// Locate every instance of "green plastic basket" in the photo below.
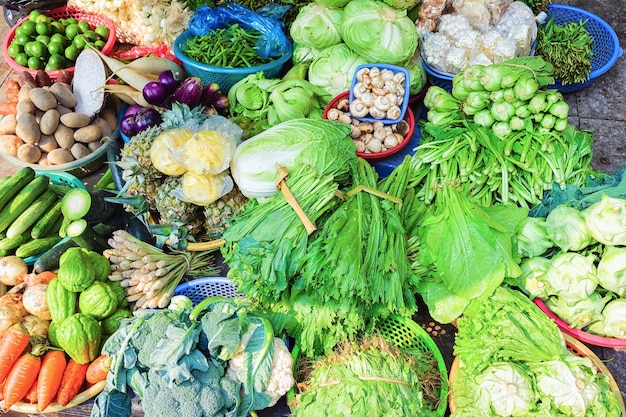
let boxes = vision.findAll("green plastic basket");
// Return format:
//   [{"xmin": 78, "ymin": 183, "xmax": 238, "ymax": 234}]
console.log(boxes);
[{"xmin": 288, "ymin": 315, "xmax": 449, "ymax": 416}]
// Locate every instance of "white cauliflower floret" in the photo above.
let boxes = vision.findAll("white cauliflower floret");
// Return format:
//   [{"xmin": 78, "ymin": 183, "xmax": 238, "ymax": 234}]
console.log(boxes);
[{"xmin": 226, "ymin": 334, "xmax": 296, "ymax": 407}]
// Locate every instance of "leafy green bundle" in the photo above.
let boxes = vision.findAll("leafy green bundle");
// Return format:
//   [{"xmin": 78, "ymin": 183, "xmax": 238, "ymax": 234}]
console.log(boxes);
[
  {"xmin": 451, "ymin": 286, "xmax": 622, "ymax": 417},
  {"xmin": 291, "ymin": 337, "xmax": 439, "ymax": 417}
]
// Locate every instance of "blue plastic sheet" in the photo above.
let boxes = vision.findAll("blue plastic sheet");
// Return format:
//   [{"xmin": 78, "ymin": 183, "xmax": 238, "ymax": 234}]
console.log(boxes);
[{"xmin": 188, "ymin": 2, "xmax": 291, "ymax": 60}]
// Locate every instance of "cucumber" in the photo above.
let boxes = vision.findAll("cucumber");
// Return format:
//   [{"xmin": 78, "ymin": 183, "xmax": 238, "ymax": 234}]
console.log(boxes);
[
  {"xmin": 59, "ymin": 216, "xmax": 72, "ymax": 238},
  {"xmin": 32, "ymin": 238, "xmax": 79, "ymax": 274},
  {"xmin": 0, "ymin": 230, "xmax": 33, "ymax": 252},
  {"xmin": 0, "ymin": 167, "xmax": 36, "ymax": 212},
  {"xmin": 67, "ymin": 218, "xmax": 109, "ymax": 253},
  {"xmin": 60, "ymin": 187, "xmax": 92, "ymax": 221},
  {"xmin": 0, "ymin": 175, "xmax": 50, "ymax": 233},
  {"xmin": 83, "ymin": 189, "xmax": 121, "ymax": 224},
  {"xmin": 106, "ymin": 138, "xmax": 126, "ymax": 191},
  {"xmin": 15, "ymin": 234, "xmax": 63, "ymax": 259},
  {"xmin": 6, "ymin": 189, "xmax": 59, "ymax": 239},
  {"xmin": 31, "ymin": 199, "xmax": 63, "ymax": 239}
]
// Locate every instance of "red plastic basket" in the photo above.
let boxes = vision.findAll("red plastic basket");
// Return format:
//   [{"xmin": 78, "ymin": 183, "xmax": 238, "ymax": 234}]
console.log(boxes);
[
  {"xmin": 534, "ymin": 298, "xmax": 626, "ymax": 349},
  {"xmin": 2, "ymin": 6, "xmax": 117, "ymax": 79}
]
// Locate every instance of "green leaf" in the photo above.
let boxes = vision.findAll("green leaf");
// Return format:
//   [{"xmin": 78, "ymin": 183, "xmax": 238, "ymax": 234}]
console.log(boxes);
[{"xmin": 200, "ymin": 309, "xmax": 243, "ymax": 360}]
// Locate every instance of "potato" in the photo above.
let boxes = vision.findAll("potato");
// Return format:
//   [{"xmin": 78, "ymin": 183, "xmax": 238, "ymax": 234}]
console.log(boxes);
[
  {"xmin": 70, "ymin": 142, "xmax": 91, "ymax": 160},
  {"xmin": 49, "ymin": 82, "xmax": 77, "ymax": 108},
  {"xmin": 93, "ymin": 117, "xmax": 112, "ymax": 138},
  {"xmin": 56, "ymin": 69, "xmax": 73, "ymax": 85},
  {"xmin": 15, "ymin": 113, "xmax": 40, "ymax": 144},
  {"xmin": 34, "ymin": 109, "xmax": 44, "ymax": 124},
  {"xmin": 56, "ymin": 105, "xmax": 73, "ymax": 117},
  {"xmin": 74, "ymin": 124, "xmax": 102, "ymax": 143},
  {"xmin": 88, "ymin": 140, "xmax": 104, "ymax": 152},
  {"xmin": 47, "ymin": 148, "xmax": 74, "ymax": 165},
  {"xmin": 0, "ymin": 114, "xmax": 17, "ymax": 135},
  {"xmin": 38, "ymin": 134, "xmax": 58, "ymax": 153},
  {"xmin": 53, "ymin": 123, "xmax": 75, "ymax": 150},
  {"xmin": 39, "ymin": 109, "xmax": 60, "ymax": 136},
  {"xmin": 16, "ymin": 143, "xmax": 41, "ymax": 163},
  {"xmin": 37, "ymin": 153, "xmax": 50, "ymax": 166},
  {"xmin": 29, "ymin": 88, "xmax": 57, "ymax": 111},
  {"xmin": 99, "ymin": 108, "xmax": 118, "ymax": 131},
  {"xmin": 15, "ymin": 99, "xmax": 35, "ymax": 115},
  {"xmin": 17, "ymin": 84, "xmax": 33, "ymax": 102},
  {"xmin": 0, "ymin": 135, "xmax": 24, "ymax": 156},
  {"xmin": 60, "ymin": 112, "xmax": 90, "ymax": 128}
]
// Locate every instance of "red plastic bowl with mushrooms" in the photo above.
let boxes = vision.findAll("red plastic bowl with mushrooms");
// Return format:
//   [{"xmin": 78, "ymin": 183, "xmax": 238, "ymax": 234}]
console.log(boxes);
[{"xmin": 323, "ymin": 91, "xmax": 415, "ymax": 160}]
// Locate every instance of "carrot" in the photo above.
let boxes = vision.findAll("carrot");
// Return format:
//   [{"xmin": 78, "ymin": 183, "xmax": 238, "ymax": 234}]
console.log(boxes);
[
  {"xmin": 0, "ymin": 352, "xmax": 41, "ymax": 411},
  {"xmin": 25, "ymin": 378, "xmax": 38, "ymax": 404},
  {"xmin": 85, "ymin": 354, "xmax": 111, "ymax": 385},
  {"xmin": 36, "ymin": 350, "xmax": 67, "ymax": 412},
  {"xmin": 55, "ymin": 359, "xmax": 89, "ymax": 406},
  {"xmin": 0, "ymin": 323, "xmax": 31, "ymax": 384}
]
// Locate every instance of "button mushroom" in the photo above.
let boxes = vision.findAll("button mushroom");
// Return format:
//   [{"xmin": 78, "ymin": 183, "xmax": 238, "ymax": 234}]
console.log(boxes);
[{"xmin": 349, "ymin": 99, "xmax": 369, "ymax": 118}]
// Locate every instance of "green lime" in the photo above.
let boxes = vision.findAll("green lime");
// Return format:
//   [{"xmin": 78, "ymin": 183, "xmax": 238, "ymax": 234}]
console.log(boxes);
[
  {"xmin": 46, "ymin": 53, "xmax": 66, "ymax": 70},
  {"xmin": 50, "ymin": 21, "xmax": 65, "ymax": 35},
  {"xmin": 82, "ymin": 30, "xmax": 98, "ymax": 42},
  {"xmin": 65, "ymin": 24, "xmax": 79, "ymax": 40},
  {"xmin": 35, "ymin": 14, "xmax": 49, "ymax": 24},
  {"xmin": 7, "ymin": 42, "xmax": 23, "ymax": 58},
  {"xmin": 64, "ymin": 45, "xmax": 80, "ymax": 61},
  {"xmin": 14, "ymin": 53, "xmax": 29, "ymax": 67},
  {"xmin": 94, "ymin": 39, "xmax": 105, "ymax": 49},
  {"xmin": 27, "ymin": 56, "xmax": 43, "ymax": 70},
  {"xmin": 94, "ymin": 25, "xmax": 110, "ymax": 40},
  {"xmin": 35, "ymin": 21, "xmax": 52, "ymax": 36},
  {"xmin": 72, "ymin": 36, "xmax": 86, "ymax": 50},
  {"xmin": 47, "ymin": 41, "xmax": 64, "ymax": 56},
  {"xmin": 35, "ymin": 34, "xmax": 50, "ymax": 45},
  {"xmin": 20, "ymin": 20, "xmax": 37, "ymax": 37},
  {"xmin": 13, "ymin": 33, "xmax": 30, "ymax": 46},
  {"xmin": 50, "ymin": 33, "xmax": 67, "ymax": 46},
  {"xmin": 26, "ymin": 40, "xmax": 47, "ymax": 58},
  {"xmin": 77, "ymin": 21, "xmax": 90, "ymax": 34},
  {"xmin": 14, "ymin": 25, "xmax": 27, "ymax": 39},
  {"xmin": 29, "ymin": 10, "xmax": 43, "ymax": 22},
  {"xmin": 65, "ymin": 17, "xmax": 78, "ymax": 26}
]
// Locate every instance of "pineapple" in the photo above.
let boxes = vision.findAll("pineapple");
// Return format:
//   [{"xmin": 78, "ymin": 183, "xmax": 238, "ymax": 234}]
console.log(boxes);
[
  {"xmin": 155, "ymin": 175, "xmax": 202, "ymax": 231},
  {"xmin": 203, "ymin": 186, "xmax": 248, "ymax": 238}
]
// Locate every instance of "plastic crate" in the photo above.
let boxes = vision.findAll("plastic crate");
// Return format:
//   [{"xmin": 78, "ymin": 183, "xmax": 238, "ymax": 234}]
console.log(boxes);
[
  {"xmin": 174, "ymin": 276, "xmax": 245, "ymax": 306},
  {"xmin": 2, "ymin": 6, "xmax": 117, "ymax": 79},
  {"xmin": 542, "ymin": 4, "xmax": 623, "ymax": 93},
  {"xmin": 172, "ymin": 29, "xmax": 293, "ymax": 94}
]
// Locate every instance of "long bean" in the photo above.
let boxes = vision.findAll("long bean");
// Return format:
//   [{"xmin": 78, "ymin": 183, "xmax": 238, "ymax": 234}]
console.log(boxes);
[{"xmin": 183, "ymin": 24, "xmax": 269, "ymax": 68}]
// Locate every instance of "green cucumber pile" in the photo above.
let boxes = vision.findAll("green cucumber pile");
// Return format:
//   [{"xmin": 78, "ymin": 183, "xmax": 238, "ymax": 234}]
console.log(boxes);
[{"xmin": 0, "ymin": 167, "xmax": 68, "ymax": 259}]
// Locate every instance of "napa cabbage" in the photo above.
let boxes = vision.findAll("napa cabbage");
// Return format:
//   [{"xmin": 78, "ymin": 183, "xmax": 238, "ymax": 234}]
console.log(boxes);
[{"xmin": 230, "ymin": 118, "xmax": 357, "ymax": 198}]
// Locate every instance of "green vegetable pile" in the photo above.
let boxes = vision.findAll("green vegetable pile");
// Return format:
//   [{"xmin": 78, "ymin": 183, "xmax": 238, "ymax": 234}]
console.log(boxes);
[
  {"xmin": 413, "ymin": 57, "xmax": 596, "ymax": 208},
  {"xmin": 183, "ymin": 23, "xmax": 269, "ymax": 68},
  {"xmin": 90, "ymin": 297, "xmax": 290, "ymax": 417},
  {"xmin": 291, "ymin": 337, "xmax": 440, "ymax": 417},
  {"xmin": 451, "ymin": 286, "xmax": 622, "ymax": 416},
  {"xmin": 536, "ymin": 16, "xmax": 594, "ymax": 85}
]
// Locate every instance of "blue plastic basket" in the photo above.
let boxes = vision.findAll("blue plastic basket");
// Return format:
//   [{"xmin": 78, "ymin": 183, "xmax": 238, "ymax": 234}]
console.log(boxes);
[
  {"xmin": 349, "ymin": 64, "xmax": 411, "ymax": 124},
  {"xmin": 542, "ymin": 4, "xmax": 623, "ymax": 93},
  {"xmin": 172, "ymin": 30, "xmax": 293, "ymax": 94},
  {"xmin": 174, "ymin": 277, "xmax": 245, "ymax": 306}
]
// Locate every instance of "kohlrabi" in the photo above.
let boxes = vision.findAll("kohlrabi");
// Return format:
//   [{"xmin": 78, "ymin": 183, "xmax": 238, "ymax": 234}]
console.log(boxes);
[
  {"xmin": 544, "ymin": 205, "xmax": 594, "ymax": 252},
  {"xmin": 543, "ymin": 252, "xmax": 598, "ymax": 303},
  {"xmin": 516, "ymin": 217, "xmax": 553, "ymax": 258},
  {"xmin": 545, "ymin": 292, "xmax": 611, "ymax": 329},
  {"xmin": 582, "ymin": 194, "xmax": 626, "ymax": 246},
  {"xmin": 596, "ymin": 246, "xmax": 626, "ymax": 296},
  {"xmin": 518, "ymin": 256, "xmax": 554, "ymax": 299},
  {"xmin": 598, "ymin": 298, "xmax": 626, "ymax": 339}
]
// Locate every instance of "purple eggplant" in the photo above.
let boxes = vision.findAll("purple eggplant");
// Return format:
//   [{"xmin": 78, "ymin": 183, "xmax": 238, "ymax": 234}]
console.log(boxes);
[
  {"xmin": 157, "ymin": 70, "xmax": 181, "ymax": 95},
  {"xmin": 123, "ymin": 104, "xmax": 145, "ymax": 118},
  {"xmin": 200, "ymin": 82, "xmax": 221, "ymax": 107},
  {"xmin": 212, "ymin": 94, "xmax": 230, "ymax": 116},
  {"xmin": 134, "ymin": 108, "xmax": 162, "ymax": 132},
  {"xmin": 171, "ymin": 77, "xmax": 203, "ymax": 108},
  {"xmin": 120, "ymin": 114, "xmax": 139, "ymax": 137},
  {"xmin": 143, "ymin": 81, "xmax": 169, "ymax": 106}
]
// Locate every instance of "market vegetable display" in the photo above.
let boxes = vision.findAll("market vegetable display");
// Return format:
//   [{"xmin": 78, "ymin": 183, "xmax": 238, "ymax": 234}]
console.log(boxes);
[
  {"xmin": 414, "ymin": 57, "xmax": 596, "ymax": 208},
  {"xmin": 450, "ymin": 286, "xmax": 622, "ymax": 416},
  {"xmin": 90, "ymin": 296, "xmax": 295, "ymax": 417}
]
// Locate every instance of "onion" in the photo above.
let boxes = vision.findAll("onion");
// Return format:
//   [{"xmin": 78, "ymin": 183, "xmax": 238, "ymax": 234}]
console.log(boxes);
[{"xmin": 0, "ymin": 256, "xmax": 27, "ymax": 286}]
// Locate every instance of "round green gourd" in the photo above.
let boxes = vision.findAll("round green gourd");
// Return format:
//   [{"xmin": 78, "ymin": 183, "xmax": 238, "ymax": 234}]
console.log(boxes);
[
  {"xmin": 57, "ymin": 247, "xmax": 96, "ymax": 292},
  {"xmin": 107, "ymin": 280, "xmax": 129, "ymax": 308},
  {"xmin": 79, "ymin": 281, "xmax": 118, "ymax": 320},
  {"xmin": 56, "ymin": 313, "xmax": 101, "ymax": 364},
  {"xmin": 100, "ymin": 307, "xmax": 132, "ymax": 335},
  {"xmin": 80, "ymin": 248, "xmax": 111, "ymax": 281},
  {"xmin": 46, "ymin": 278, "xmax": 77, "ymax": 323}
]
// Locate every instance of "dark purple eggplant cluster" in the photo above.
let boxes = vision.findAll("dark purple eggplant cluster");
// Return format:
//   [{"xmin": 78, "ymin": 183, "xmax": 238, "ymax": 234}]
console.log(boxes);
[
  {"xmin": 119, "ymin": 105, "xmax": 162, "ymax": 138},
  {"xmin": 142, "ymin": 70, "xmax": 229, "ymax": 115}
]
